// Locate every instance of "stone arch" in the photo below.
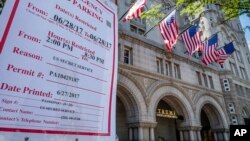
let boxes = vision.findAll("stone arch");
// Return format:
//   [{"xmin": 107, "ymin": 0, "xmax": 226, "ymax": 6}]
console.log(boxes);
[
  {"xmin": 148, "ymin": 82, "xmax": 195, "ymax": 126},
  {"xmin": 147, "ymin": 81, "xmax": 190, "ymax": 102},
  {"xmin": 192, "ymin": 91, "xmax": 222, "ymax": 107},
  {"xmin": 119, "ymin": 69, "xmax": 147, "ymax": 99},
  {"xmin": 117, "ymin": 87, "xmax": 139, "ymax": 121},
  {"xmin": 195, "ymin": 95, "xmax": 228, "ymax": 129},
  {"xmin": 118, "ymin": 73, "xmax": 147, "ymax": 121}
]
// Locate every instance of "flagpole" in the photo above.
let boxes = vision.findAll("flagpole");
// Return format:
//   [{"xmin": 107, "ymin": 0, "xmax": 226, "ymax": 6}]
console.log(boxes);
[
  {"xmin": 143, "ymin": 7, "xmax": 176, "ymax": 36},
  {"xmin": 178, "ymin": 24, "xmax": 194, "ymax": 35},
  {"xmin": 144, "ymin": 5, "xmax": 208, "ymax": 37},
  {"xmin": 119, "ymin": 8, "xmax": 130, "ymax": 21},
  {"xmin": 216, "ymin": 40, "xmax": 235, "ymax": 50}
]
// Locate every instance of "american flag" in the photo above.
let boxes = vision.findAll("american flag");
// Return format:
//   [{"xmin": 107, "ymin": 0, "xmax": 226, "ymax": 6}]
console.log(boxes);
[
  {"xmin": 181, "ymin": 23, "xmax": 201, "ymax": 55},
  {"xmin": 124, "ymin": 0, "xmax": 146, "ymax": 21},
  {"xmin": 216, "ymin": 42, "xmax": 235, "ymax": 64},
  {"xmin": 202, "ymin": 34, "xmax": 218, "ymax": 65},
  {"xmin": 159, "ymin": 10, "xmax": 178, "ymax": 52}
]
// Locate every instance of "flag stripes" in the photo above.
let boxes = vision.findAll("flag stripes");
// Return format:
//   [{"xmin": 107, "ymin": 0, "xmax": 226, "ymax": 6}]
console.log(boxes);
[
  {"xmin": 124, "ymin": 0, "xmax": 146, "ymax": 21},
  {"xmin": 159, "ymin": 10, "xmax": 178, "ymax": 52},
  {"xmin": 181, "ymin": 24, "xmax": 201, "ymax": 55},
  {"xmin": 216, "ymin": 42, "xmax": 235, "ymax": 64},
  {"xmin": 202, "ymin": 34, "xmax": 218, "ymax": 65}
]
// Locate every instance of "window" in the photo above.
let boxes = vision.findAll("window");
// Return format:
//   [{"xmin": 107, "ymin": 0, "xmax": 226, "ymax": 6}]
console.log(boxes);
[
  {"xmin": 184, "ymin": 16, "xmax": 189, "ymax": 24},
  {"xmin": 231, "ymin": 116, "xmax": 238, "ymax": 125},
  {"xmin": 130, "ymin": 10, "xmax": 146, "ymax": 36},
  {"xmin": 208, "ymin": 75, "xmax": 214, "ymax": 89},
  {"xmin": 124, "ymin": 47, "xmax": 132, "ymax": 65},
  {"xmin": 156, "ymin": 58, "xmax": 163, "ymax": 74},
  {"xmin": 130, "ymin": 24, "xmax": 145, "ymax": 35},
  {"xmin": 246, "ymin": 88, "xmax": 250, "ymax": 99},
  {"xmin": 118, "ymin": 43, "xmax": 121, "ymax": 62},
  {"xmin": 229, "ymin": 62, "xmax": 239, "ymax": 76},
  {"xmin": 236, "ymin": 50, "xmax": 243, "ymax": 63},
  {"xmin": 165, "ymin": 61, "xmax": 172, "ymax": 76},
  {"xmin": 242, "ymin": 109, "xmax": 248, "ymax": 118},
  {"xmin": 235, "ymin": 84, "xmax": 240, "ymax": 95},
  {"xmin": 203, "ymin": 73, "xmax": 208, "ymax": 87},
  {"xmin": 239, "ymin": 85, "xmax": 245, "ymax": 97},
  {"xmin": 138, "ymin": 28, "xmax": 145, "ymax": 35},
  {"xmin": 240, "ymin": 67, "xmax": 248, "ymax": 80},
  {"xmin": 228, "ymin": 103, "xmax": 235, "ymax": 114},
  {"xmin": 196, "ymin": 72, "xmax": 202, "ymax": 85},
  {"xmin": 235, "ymin": 84, "xmax": 244, "ymax": 97},
  {"xmin": 223, "ymin": 79, "xmax": 230, "ymax": 91},
  {"xmin": 174, "ymin": 63, "xmax": 181, "ymax": 79},
  {"xmin": 193, "ymin": 51, "xmax": 202, "ymax": 59},
  {"xmin": 229, "ymin": 62, "xmax": 233, "ymax": 72},
  {"xmin": 130, "ymin": 25, "xmax": 137, "ymax": 33}
]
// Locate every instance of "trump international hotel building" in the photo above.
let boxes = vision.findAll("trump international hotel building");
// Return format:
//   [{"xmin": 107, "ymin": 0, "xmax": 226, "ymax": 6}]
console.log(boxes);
[{"xmin": 114, "ymin": 0, "xmax": 250, "ymax": 141}]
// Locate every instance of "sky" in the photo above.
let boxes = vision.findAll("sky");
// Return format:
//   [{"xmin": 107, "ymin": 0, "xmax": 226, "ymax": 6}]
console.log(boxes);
[{"xmin": 239, "ymin": 14, "xmax": 250, "ymax": 49}]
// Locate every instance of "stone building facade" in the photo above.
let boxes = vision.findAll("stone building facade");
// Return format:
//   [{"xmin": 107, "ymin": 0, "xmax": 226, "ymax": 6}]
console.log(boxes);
[{"xmin": 115, "ymin": 1, "xmax": 250, "ymax": 141}]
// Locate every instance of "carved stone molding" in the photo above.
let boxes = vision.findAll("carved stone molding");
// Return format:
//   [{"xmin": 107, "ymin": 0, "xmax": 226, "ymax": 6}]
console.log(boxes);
[{"xmin": 128, "ymin": 122, "xmax": 158, "ymax": 128}]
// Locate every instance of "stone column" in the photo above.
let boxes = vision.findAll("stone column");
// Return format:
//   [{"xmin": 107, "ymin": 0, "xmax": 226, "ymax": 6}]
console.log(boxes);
[
  {"xmin": 189, "ymin": 130, "xmax": 195, "ymax": 141},
  {"xmin": 138, "ymin": 127, "xmax": 143, "ymax": 141},
  {"xmin": 129, "ymin": 128, "xmax": 133, "ymax": 141},
  {"xmin": 214, "ymin": 132, "xmax": 218, "ymax": 141},
  {"xmin": 197, "ymin": 130, "xmax": 201, "ymax": 141},
  {"xmin": 150, "ymin": 127, "xmax": 155, "ymax": 141},
  {"xmin": 223, "ymin": 131, "xmax": 229, "ymax": 141},
  {"xmin": 179, "ymin": 130, "xmax": 184, "ymax": 141},
  {"xmin": 183, "ymin": 130, "xmax": 189, "ymax": 141}
]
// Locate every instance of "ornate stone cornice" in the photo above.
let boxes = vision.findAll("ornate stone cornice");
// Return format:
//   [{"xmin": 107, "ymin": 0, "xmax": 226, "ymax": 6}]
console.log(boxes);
[
  {"xmin": 178, "ymin": 126, "xmax": 202, "ymax": 131},
  {"xmin": 127, "ymin": 122, "xmax": 157, "ymax": 128},
  {"xmin": 213, "ymin": 128, "xmax": 229, "ymax": 132}
]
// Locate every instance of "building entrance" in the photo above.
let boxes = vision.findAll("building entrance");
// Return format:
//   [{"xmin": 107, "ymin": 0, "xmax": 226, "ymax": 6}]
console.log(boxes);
[
  {"xmin": 116, "ymin": 97, "xmax": 129, "ymax": 141},
  {"xmin": 155, "ymin": 100, "xmax": 181, "ymax": 141},
  {"xmin": 200, "ymin": 109, "xmax": 214, "ymax": 141}
]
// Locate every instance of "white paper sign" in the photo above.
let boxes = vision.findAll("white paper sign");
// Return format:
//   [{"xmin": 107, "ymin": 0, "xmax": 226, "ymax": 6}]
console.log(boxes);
[{"xmin": 0, "ymin": 0, "xmax": 117, "ymax": 140}]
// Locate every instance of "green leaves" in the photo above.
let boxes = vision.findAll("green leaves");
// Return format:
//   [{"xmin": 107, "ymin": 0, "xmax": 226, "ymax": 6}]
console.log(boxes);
[
  {"xmin": 141, "ymin": 4, "xmax": 165, "ymax": 26},
  {"xmin": 141, "ymin": 0, "xmax": 249, "ymax": 26},
  {"xmin": 179, "ymin": 1, "xmax": 204, "ymax": 16}
]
